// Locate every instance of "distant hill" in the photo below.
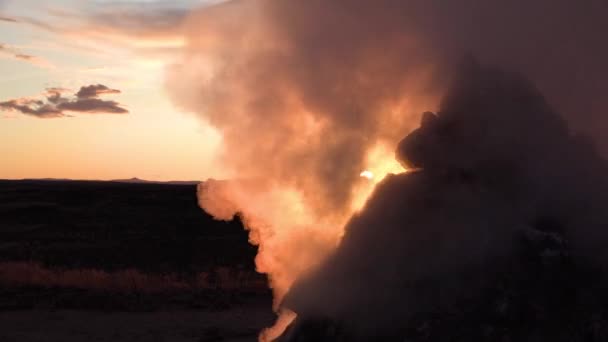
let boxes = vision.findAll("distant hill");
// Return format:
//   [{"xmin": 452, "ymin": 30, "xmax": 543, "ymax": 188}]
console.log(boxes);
[
  {"xmin": 110, "ymin": 177, "xmax": 201, "ymax": 185},
  {"xmin": 0, "ymin": 178, "xmax": 254, "ymax": 272},
  {"xmin": 11, "ymin": 177, "xmax": 201, "ymax": 185}
]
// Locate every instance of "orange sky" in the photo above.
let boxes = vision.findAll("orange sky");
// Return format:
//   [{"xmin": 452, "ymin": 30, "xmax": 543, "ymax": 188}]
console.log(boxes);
[{"xmin": 0, "ymin": 0, "xmax": 225, "ymax": 181}]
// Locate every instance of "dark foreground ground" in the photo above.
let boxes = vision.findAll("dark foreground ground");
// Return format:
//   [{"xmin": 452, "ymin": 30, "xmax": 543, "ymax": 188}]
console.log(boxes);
[{"xmin": 0, "ymin": 180, "xmax": 274, "ymax": 341}]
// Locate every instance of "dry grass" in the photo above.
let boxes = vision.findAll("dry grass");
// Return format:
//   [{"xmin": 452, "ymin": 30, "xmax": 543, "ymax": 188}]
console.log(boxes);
[{"xmin": 0, "ymin": 262, "xmax": 266, "ymax": 293}]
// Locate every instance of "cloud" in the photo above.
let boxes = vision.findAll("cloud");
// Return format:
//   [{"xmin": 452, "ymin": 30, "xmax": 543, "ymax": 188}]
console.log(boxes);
[
  {"xmin": 0, "ymin": 2, "xmax": 231, "ymax": 77},
  {"xmin": 0, "ymin": 42, "xmax": 54, "ymax": 68},
  {"xmin": 0, "ymin": 84, "xmax": 128, "ymax": 118},
  {"xmin": 1, "ymin": 43, "xmax": 17, "ymax": 53},
  {"xmin": 76, "ymin": 84, "xmax": 121, "ymax": 99},
  {"xmin": 58, "ymin": 98, "xmax": 127, "ymax": 114},
  {"xmin": 14, "ymin": 53, "xmax": 33, "ymax": 60},
  {"xmin": 0, "ymin": 99, "xmax": 63, "ymax": 118},
  {"xmin": 15, "ymin": 3, "xmax": 195, "ymax": 51},
  {"xmin": 45, "ymin": 87, "xmax": 70, "ymax": 104},
  {"xmin": 67, "ymin": 9, "xmax": 187, "ymax": 53},
  {"xmin": 0, "ymin": 16, "xmax": 16, "ymax": 22}
]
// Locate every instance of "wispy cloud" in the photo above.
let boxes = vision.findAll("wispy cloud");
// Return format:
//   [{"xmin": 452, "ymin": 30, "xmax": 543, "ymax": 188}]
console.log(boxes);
[
  {"xmin": 17, "ymin": 5, "xmax": 190, "ymax": 50},
  {"xmin": 0, "ymin": 42, "xmax": 54, "ymax": 68},
  {"xmin": 0, "ymin": 16, "xmax": 17, "ymax": 22},
  {"xmin": 0, "ymin": 2, "xmax": 229, "ymax": 78},
  {"xmin": 0, "ymin": 84, "xmax": 128, "ymax": 118}
]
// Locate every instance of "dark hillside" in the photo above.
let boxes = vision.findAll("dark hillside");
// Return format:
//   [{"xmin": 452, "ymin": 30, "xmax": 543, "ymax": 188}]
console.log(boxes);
[{"xmin": 0, "ymin": 180, "xmax": 257, "ymax": 273}]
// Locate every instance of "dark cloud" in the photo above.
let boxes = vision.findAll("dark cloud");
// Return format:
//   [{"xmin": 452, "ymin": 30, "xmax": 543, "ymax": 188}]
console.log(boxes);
[
  {"xmin": 0, "ymin": 84, "xmax": 128, "ymax": 118},
  {"xmin": 58, "ymin": 98, "xmax": 128, "ymax": 114},
  {"xmin": 76, "ymin": 84, "xmax": 121, "ymax": 99},
  {"xmin": 45, "ymin": 87, "xmax": 70, "ymax": 104},
  {"xmin": 0, "ymin": 99, "xmax": 63, "ymax": 118},
  {"xmin": 280, "ymin": 63, "xmax": 608, "ymax": 339},
  {"xmin": 0, "ymin": 16, "xmax": 16, "ymax": 23}
]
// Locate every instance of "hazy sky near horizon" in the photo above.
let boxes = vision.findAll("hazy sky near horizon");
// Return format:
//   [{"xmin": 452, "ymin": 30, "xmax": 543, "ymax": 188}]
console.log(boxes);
[{"xmin": 0, "ymin": 0, "xmax": 225, "ymax": 181}]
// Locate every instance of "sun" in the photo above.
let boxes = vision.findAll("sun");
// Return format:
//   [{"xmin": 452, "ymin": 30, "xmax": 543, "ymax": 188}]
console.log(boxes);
[{"xmin": 360, "ymin": 170, "xmax": 374, "ymax": 180}]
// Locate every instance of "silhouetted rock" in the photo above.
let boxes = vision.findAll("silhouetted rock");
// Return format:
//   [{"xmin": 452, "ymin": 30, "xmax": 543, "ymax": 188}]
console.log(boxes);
[{"xmin": 277, "ymin": 63, "xmax": 608, "ymax": 341}]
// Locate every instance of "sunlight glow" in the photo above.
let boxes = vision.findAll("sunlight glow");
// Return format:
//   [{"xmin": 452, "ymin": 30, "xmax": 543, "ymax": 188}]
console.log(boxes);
[{"xmin": 360, "ymin": 170, "xmax": 374, "ymax": 180}]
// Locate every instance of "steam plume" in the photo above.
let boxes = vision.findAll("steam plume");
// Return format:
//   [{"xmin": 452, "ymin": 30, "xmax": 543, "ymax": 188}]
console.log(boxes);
[
  {"xmin": 280, "ymin": 63, "xmax": 608, "ymax": 339},
  {"xmin": 167, "ymin": 0, "xmax": 608, "ymax": 339},
  {"xmin": 173, "ymin": 0, "xmax": 439, "ymax": 311}
]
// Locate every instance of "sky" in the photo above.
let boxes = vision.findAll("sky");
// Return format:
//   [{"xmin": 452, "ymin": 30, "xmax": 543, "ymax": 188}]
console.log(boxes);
[
  {"xmin": 0, "ymin": 0, "xmax": 225, "ymax": 181},
  {"xmin": 2, "ymin": 0, "xmax": 607, "ymax": 184}
]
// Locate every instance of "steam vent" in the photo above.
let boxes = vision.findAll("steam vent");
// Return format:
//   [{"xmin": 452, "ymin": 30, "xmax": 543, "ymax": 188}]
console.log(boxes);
[{"xmin": 276, "ymin": 63, "xmax": 608, "ymax": 341}]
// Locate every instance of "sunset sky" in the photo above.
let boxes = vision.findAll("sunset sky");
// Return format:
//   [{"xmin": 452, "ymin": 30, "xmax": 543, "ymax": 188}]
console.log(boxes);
[{"xmin": 0, "ymin": 0, "xmax": 225, "ymax": 181}]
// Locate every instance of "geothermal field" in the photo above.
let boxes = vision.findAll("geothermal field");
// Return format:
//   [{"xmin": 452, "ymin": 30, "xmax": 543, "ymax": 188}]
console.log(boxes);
[{"xmin": 2, "ymin": 0, "xmax": 608, "ymax": 341}]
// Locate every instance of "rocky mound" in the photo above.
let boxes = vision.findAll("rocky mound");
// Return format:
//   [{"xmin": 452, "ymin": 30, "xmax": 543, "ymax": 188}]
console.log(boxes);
[{"xmin": 277, "ymin": 62, "xmax": 608, "ymax": 341}]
